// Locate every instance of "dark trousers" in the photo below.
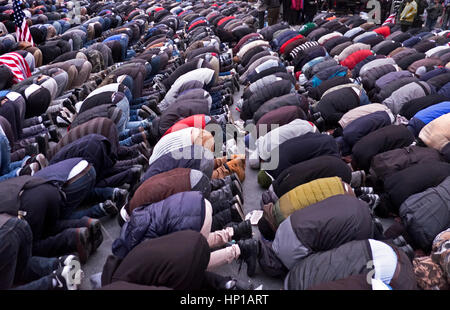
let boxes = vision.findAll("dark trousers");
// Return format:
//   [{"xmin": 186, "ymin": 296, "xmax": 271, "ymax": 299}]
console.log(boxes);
[
  {"xmin": 401, "ymin": 23, "xmax": 411, "ymax": 32},
  {"xmin": 267, "ymin": 7, "xmax": 280, "ymax": 26},
  {"xmin": 19, "ymin": 184, "xmax": 83, "ymax": 257},
  {"xmin": 61, "ymin": 166, "xmax": 113, "ymax": 219},
  {"xmin": 0, "ymin": 217, "xmax": 57, "ymax": 290},
  {"xmin": 97, "ymin": 165, "xmax": 136, "ymax": 188}
]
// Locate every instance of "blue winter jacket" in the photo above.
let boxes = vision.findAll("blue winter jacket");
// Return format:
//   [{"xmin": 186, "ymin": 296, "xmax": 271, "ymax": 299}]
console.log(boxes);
[
  {"xmin": 112, "ymin": 191, "xmax": 206, "ymax": 258},
  {"xmin": 408, "ymin": 101, "xmax": 450, "ymax": 136},
  {"xmin": 308, "ymin": 65, "xmax": 348, "ymax": 89}
]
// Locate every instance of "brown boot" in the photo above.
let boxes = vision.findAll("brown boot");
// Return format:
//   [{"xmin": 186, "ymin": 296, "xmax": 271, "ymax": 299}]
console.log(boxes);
[
  {"xmin": 225, "ymin": 158, "xmax": 246, "ymax": 182},
  {"xmin": 212, "ymin": 164, "xmax": 230, "ymax": 179}
]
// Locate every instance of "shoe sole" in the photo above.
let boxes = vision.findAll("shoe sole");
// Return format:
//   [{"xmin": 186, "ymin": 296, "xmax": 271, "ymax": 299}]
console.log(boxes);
[
  {"xmin": 233, "ymin": 201, "xmax": 245, "ymax": 221},
  {"xmin": 35, "ymin": 154, "xmax": 48, "ymax": 169},
  {"xmin": 86, "ymin": 218, "xmax": 103, "ymax": 253},
  {"xmin": 115, "ymin": 193, "xmax": 129, "ymax": 211},
  {"xmin": 232, "ymin": 180, "xmax": 244, "ymax": 203},
  {"xmin": 76, "ymin": 228, "xmax": 91, "ymax": 264}
]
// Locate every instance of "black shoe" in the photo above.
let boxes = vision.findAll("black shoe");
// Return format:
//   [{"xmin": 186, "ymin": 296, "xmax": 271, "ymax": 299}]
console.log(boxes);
[
  {"xmin": 75, "ymin": 227, "xmax": 91, "ymax": 264},
  {"xmin": 51, "ymin": 266, "xmax": 82, "ymax": 290},
  {"xmin": 43, "ymin": 120, "xmax": 54, "ymax": 128},
  {"xmin": 113, "ymin": 188, "xmax": 129, "ymax": 210},
  {"xmin": 24, "ymin": 142, "xmax": 39, "ymax": 156},
  {"xmin": 138, "ymin": 108, "xmax": 151, "ymax": 120},
  {"xmin": 231, "ymin": 180, "xmax": 243, "ymax": 202},
  {"xmin": 237, "ymin": 239, "xmax": 259, "ymax": 277},
  {"xmin": 354, "ymin": 187, "xmax": 374, "ymax": 197},
  {"xmin": 359, "ymin": 194, "xmax": 380, "ymax": 210},
  {"xmin": 223, "ymin": 94, "xmax": 234, "ymax": 106},
  {"xmin": 41, "ymin": 113, "xmax": 50, "ymax": 122},
  {"xmin": 24, "ymin": 153, "xmax": 48, "ymax": 169},
  {"xmin": 145, "ymin": 99, "xmax": 161, "ymax": 115},
  {"xmin": 315, "ymin": 116, "xmax": 325, "ymax": 131},
  {"xmin": 56, "ymin": 254, "xmax": 80, "ymax": 270},
  {"xmin": 67, "ymin": 94, "xmax": 78, "ymax": 106},
  {"xmin": 136, "ymin": 141, "xmax": 151, "ymax": 159},
  {"xmin": 35, "ymin": 134, "xmax": 49, "ymax": 157},
  {"xmin": 129, "ymin": 165, "xmax": 143, "ymax": 195},
  {"xmin": 18, "ymin": 163, "xmax": 40, "ymax": 176},
  {"xmin": 232, "ymin": 74, "xmax": 240, "ymax": 92},
  {"xmin": 134, "ymin": 154, "xmax": 149, "ymax": 169},
  {"xmin": 373, "ymin": 217, "xmax": 384, "ymax": 236},
  {"xmin": 62, "ymin": 98, "xmax": 77, "ymax": 114},
  {"xmin": 392, "ymin": 236, "xmax": 407, "ymax": 247},
  {"xmin": 312, "ymin": 112, "xmax": 321, "ymax": 120},
  {"xmin": 230, "ymin": 172, "xmax": 240, "ymax": 184},
  {"xmin": 47, "ymin": 125, "xmax": 60, "ymax": 142},
  {"xmin": 230, "ymin": 200, "xmax": 245, "ymax": 223},
  {"xmin": 101, "ymin": 200, "xmax": 119, "ymax": 217},
  {"xmin": 231, "ymin": 220, "xmax": 252, "ymax": 241},
  {"xmin": 141, "ymin": 105, "xmax": 157, "ymax": 120},
  {"xmin": 34, "ymin": 153, "xmax": 48, "ymax": 169},
  {"xmin": 399, "ymin": 244, "xmax": 415, "ymax": 261},
  {"xmin": 81, "ymin": 217, "xmax": 103, "ymax": 253}
]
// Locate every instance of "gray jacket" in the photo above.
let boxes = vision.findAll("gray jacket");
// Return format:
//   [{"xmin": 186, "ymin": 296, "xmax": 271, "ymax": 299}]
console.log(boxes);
[
  {"xmin": 382, "ymin": 81, "xmax": 433, "ymax": 115},
  {"xmin": 399, "ymin": 176, "xmax": 450, "ymax": 251}
]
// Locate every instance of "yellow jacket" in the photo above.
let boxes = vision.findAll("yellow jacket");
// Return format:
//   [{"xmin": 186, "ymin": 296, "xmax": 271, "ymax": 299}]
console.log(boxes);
[
  {"xmin": 400, "ymin": 1, "xmax": 418, "ymax": 23},
  {"xmin": 274, "ymin": 177, "xmax": 346, "ymax": 225}
]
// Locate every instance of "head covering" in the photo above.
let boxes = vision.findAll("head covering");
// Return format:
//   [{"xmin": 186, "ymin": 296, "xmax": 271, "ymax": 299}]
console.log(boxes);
[
  {"xmin": 257, "ymin": 170, "xmax": 273, "ymax": 189},
  {"xmin": 105, "ymin": 230, "xmax": 210, "ymax": 290}
]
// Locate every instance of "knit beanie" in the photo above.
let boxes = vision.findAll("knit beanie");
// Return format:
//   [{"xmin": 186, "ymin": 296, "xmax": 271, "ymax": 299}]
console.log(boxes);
[{"xmin": 257, "ymin": 170, "xmax": 273, "ymax": 189}]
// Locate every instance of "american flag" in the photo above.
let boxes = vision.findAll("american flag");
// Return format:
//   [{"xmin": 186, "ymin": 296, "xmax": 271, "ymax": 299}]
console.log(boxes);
[
  {"xmin": 12, "ymin": 0, "xmax": 34, "ymax": 46},
  {"xmin": 0, "ymin": 52, "xmax": 31, "ymax": 83},
  {"xmin": 382, "ymin": 13, "xmax": 396, "ymax": 26}
]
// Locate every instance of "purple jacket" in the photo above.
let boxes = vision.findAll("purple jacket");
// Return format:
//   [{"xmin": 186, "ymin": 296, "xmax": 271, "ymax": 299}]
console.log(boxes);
[{"xmin": 375, "ymin": 70, "xmax": 414, "ymax": 91}]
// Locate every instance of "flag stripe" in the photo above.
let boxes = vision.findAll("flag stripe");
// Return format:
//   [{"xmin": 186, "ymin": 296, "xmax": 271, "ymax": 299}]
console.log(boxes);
[
  {"xmin": 13, "ymin": 0, "xmax": 34, "ymax": 46},
  {"xmin": 0, "ymin": 52, "xmax": 31, "ymax": 83}
]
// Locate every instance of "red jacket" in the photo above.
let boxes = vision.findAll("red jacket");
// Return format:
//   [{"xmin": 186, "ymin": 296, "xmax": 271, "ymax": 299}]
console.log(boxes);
[
  {"xmin": 218, "ymin": 16, "xmax": 235, "ymax": 27},
  {"xmin": 188, "ymin": 20, "xmax": 206, "ymax": 32},
  {"xmin": 280, "ymin": 34, "xmax": 304, "ymax": 55},
  {"xmin": 341, "ymin": 49, "xmax": 373, "ymax": 70},
  {"xmin": 373, "ymin": 26, "xmax": 391, "ymax": 38},
  {"xmin": 163, "ymin": 115, "xmax": 207, "ymax": 137}
]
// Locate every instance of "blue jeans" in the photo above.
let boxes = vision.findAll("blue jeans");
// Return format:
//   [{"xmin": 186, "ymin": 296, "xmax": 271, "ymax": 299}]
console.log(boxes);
[
  {"xmin": 116, "ymin": 96, "xmax": 131, "ymax": 133},
  {"xmin": 0, "ymin": 217, "xmax": 57, "ymax": 290},
  {"xmin": 359, "ymin": 89, "xmax": 371, "ymax": 106},
  {"xmin": 119, "ymin": 131, "xmax": 146, "ymax": 147},
  {"xmin": 120, "ymin": 75, "xmax": 134, "ymax": 94},
  {"xmin": 127, "ymin": 119, "xmax": 150, "ymax": 129},
  {"xmin": 0, "ymin": 134, "xmax": 29, "ymax": 181}
]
